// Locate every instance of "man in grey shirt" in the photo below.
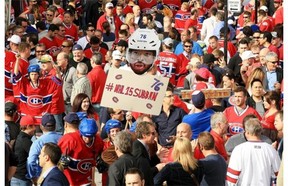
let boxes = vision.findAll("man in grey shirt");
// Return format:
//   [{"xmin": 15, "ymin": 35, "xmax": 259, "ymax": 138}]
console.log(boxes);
[
  {"xmin": 57, "ymin": 52, "xmax": 76, "ymax": 113},
  {"xmin": 70, "ymin": 62, "xmax": 92, "ymax": 105}
]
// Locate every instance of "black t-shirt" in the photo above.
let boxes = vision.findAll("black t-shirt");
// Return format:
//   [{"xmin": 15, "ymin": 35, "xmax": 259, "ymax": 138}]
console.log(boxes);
[
  {"xmin": 13, "ymin": 132, "xmax": 33, "ymax": 180},
  {"xmin": 5, "ymin": 120, "xmax": 20, "ymax": 142},
  {"xmin": 69, "ymin": 57, "xmax": 92, "ymax": 72}
]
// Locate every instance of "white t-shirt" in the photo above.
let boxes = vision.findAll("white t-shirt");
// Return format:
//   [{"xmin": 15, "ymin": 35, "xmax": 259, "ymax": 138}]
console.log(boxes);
[{"xmin": 227, "ymin": 141, "xmax": 280, "ymax": 186}]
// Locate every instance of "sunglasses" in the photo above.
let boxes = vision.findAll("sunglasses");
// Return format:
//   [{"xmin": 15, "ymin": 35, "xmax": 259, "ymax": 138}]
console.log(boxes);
[
  {"xmin": 165, "ymin": 94, "xmax": 174, "ymax": 98},
  {"xmin": 36, "ymin": 50, "xmax": 45, "ymax": 53},
  {"xmin": 253, "ymin": 36, "xmax": 260, "ymax": 39},
  {"xmin": 269, "ymin": 61, "xmax": 278, "ymax": 64},
  {"xmin": 184, "ymin": 45, "xmax": 192, "ymax": 48},
  {"xmin": 243, "ymin": 16, "xmax": 249, "ymax": 18},
  {"xmin": 46, "ymin": 14, "xmax": 53, "ymax": 17},
  {"xmin": 88, "ymin": 29, "xmax": 95, "ymax": 32},
  {"xmin": 62, "ymin": 45, "xmax": 70, "ymax": 48}
]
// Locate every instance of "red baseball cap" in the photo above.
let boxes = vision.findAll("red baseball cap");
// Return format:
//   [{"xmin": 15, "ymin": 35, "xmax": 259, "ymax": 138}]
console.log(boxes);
[
  {"xmin": 20, "ymin": 115, "xmax": 36, "ymax": 126},
  {"xmin": 195, "ymin": 68, "xmax": 210, "ymax": 80}
]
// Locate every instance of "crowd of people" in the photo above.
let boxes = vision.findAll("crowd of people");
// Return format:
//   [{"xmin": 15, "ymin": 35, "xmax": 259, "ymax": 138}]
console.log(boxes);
[{"xmin": 5, "ymin": 0, "xmax": 284, "ymax": 185}]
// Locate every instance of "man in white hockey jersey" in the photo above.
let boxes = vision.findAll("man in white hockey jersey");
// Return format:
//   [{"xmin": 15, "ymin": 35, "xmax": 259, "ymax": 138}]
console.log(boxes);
[{"xmin": 226, "ymin": 118, "xmax": 280, "ymax": 185}]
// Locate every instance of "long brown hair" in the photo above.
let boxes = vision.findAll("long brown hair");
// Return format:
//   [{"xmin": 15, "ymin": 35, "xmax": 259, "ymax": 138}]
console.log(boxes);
[{"xmin": 71, "ymin": 93, "xmax": 96, "ymax": 116}]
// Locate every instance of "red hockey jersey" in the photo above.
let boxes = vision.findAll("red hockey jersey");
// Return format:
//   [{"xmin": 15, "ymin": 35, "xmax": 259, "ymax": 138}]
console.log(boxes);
[
  {"xmin": 58, "ymin": 131, "xmax": 104, "ymax": 185},
  {"xmin": 154, "ymin": 51, "xmax": 180, "ymax": 86}
]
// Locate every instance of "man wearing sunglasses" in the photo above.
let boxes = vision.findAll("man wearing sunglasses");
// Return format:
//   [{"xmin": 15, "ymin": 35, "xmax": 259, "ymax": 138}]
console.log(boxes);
[
  {"xmin": 44, "ymin": 8, "xmax": 56, "ymax": 30},
  {"xmin": 77, "ymin": 23, "xmax": 96, "ymax": 50},
  {"xmin": 258, "ymin": 31, "xmax": 280, "ymax": 58},
  {"xmin": 261, "ymin": 52, "xmax": 283, "ymax": 92},
  {"xmin": 96, "ymin": 2, "xmax": 123, "ymax": 39}
]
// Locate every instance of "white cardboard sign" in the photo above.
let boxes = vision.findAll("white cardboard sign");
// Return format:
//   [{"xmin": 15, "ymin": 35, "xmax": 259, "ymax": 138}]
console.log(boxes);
[
  {"xmin": 228, "ymin": 0, "xmax": 242, "ymax": 13},
  {"xmin": 101, "ymin": 68, "xmax": 169, "ymax": 115}
]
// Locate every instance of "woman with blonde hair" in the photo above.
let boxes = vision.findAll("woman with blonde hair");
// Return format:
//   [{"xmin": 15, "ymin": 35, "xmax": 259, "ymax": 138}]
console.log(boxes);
[
  {"xmin": 125, "ymin": 13, "xmax": 138, "ymax": 34},
  {"xmin": 154, "ymin": 137, "xmax": 202, "ymax": 185},
  {"xmin": 245, "ymin": 67, "xmax": 265, "ymax": 95}
]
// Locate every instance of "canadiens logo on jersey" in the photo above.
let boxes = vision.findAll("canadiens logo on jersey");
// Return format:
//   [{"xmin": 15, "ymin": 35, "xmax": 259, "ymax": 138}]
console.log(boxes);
[
  {"xmin": 175, "ymin": 14, "xmax": 191, "ymax": 20},
  {"xmin": 228, "ymin": 123, "xmax": 244, "ymax": 135},
  {"xmin": 49, "ymin": 46, "xmax": 60, "ymax": 54},
  {"xmin": 21, "ymin": 94, "xmax": 53, "ymax": 108},
  {"xmin": 69, "ymin": 158, "xmax": 94, "ymax": 174},
  {"xmin": 28, "ymin": 96, "xmax": 43, "ymax": 107}
]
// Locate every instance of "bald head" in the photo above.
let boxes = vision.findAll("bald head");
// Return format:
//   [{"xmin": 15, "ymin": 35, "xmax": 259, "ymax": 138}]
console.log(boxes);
[
  {"xmin": 56, "ymin": 52, "xmax": 69, "ymax": 68},
  {"xmin": 259, "ymin": 47, "xmax": 270, "ymax": 66},
  {"xmin": 176, "ymin": 123, "xmax": 192, "ymax": 140},
  {"xmin": 133, "ymin": 5, "xmax": 140, "ymax": 16}
]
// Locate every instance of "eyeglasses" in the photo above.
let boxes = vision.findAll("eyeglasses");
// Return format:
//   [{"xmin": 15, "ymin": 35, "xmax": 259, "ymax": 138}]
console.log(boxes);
[
  {"xmin": 184, "ymin": 45, "xmax": 192, "ymax": 48},
  {"xmin": 62, "ymin": 45, "xmax": 70, "ymax": 48},
  {"xmin": 36, "ymin": 50, "xmax": 45, "ymax": 53},
  {"xmin": 88, "ymin": 29, "xmax": 95, "ymax": 32}
]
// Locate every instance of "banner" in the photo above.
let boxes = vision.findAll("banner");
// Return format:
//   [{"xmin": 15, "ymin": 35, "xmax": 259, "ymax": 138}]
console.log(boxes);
[
  {"xmin": 181, "ymin": 88, "xmax": 232, "ymax": 100},
  {"xmin": 101, "ymin": 68, "xmax": 169, "ymax": 115}
]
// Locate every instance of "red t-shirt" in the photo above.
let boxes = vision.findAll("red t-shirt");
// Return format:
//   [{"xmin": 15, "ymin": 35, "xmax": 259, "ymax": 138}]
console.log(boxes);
[
  {"xmin": 184, "ymin": 18, "xmax": 198, "ymax": 30},
  {"xmin": 87, "ymin": 66, "xmax": 107, "ymax": 104},
  {"xmin": 84, "ymin": 48, "xmax": 107, "ymax": 67}
]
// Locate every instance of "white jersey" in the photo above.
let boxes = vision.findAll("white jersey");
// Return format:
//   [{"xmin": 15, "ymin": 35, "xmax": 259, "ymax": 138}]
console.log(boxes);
[{"xmin": 226, "ymin": 141, "xmax": 280, "ymax": 186}]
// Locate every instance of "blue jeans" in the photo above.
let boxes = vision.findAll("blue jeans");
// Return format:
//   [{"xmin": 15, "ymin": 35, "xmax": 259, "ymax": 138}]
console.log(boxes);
[
  {"xmin": 10, "ymin": 177, "xmax": 32, "ymax": 186},
  {"xmin": 54, "ymin": 113, "xmax": 64, "ymax": 134},
  {"xmin": 65, "ymin": 104, "xmax": 72, "ymax": 114}
]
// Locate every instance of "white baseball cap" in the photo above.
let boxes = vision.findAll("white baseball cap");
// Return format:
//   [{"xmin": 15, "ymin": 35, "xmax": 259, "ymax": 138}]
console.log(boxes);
[
  {"xmin": 8, "ymin": 35, "xmax": 21, "ymax": 44},
  {"xmin": 112, "ymin": 50, "xmax": 122, "ymax": 60},
  {"xmin": 162, "ymin": 37, "xmax": 173, "ymax": 47},
  {"xmin": 105, "ymin": 2, "xmax": 114, "ymax": 8},
  {"xmin": 241, "ymin": 50, "xmax": 256, "ymax": 61},
  {"xmin": 259, "ymin": 6, "xmax": 268, "ymax": 12}
]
